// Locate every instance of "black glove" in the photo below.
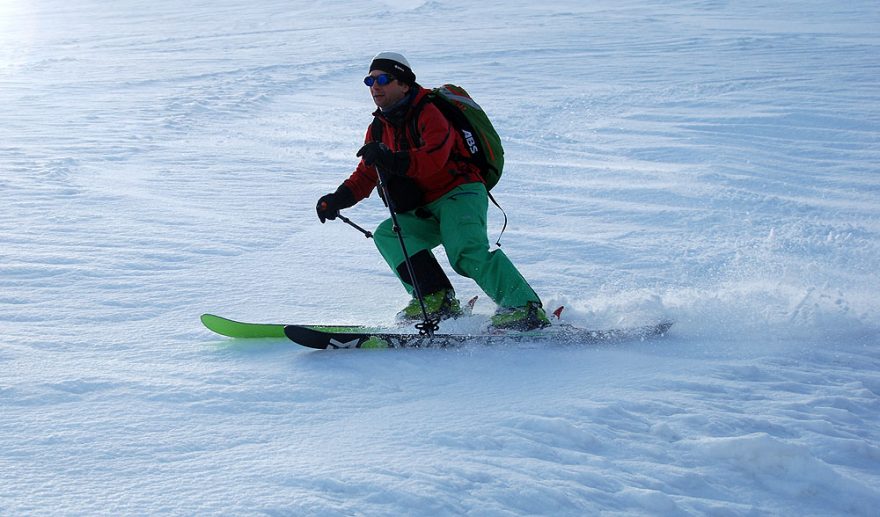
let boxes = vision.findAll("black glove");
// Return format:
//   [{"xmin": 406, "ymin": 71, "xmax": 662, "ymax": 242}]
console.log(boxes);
[
  {"xmin": 357, "ymin": 142, "xmax": 410, "ymax": 176},
  {"xmin": 316, "ymin": 185, "xmax": 356, "ymax": 223}
]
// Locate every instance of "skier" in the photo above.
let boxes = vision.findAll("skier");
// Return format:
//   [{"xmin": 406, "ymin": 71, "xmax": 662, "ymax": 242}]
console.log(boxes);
[{"xmin": 316, "ymin": 52, "xmax": 549, "ymax": 331}]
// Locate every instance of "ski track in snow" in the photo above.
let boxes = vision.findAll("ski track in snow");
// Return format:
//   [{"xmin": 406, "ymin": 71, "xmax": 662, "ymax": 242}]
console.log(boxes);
[{"xmin": 2, "ymin": 0, "xmax": 879, "ymax": 515}]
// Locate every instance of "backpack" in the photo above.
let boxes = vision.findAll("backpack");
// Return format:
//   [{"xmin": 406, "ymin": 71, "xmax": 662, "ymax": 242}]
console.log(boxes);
[
  {"xmin": 421, "ymin": 84, "xmax": 504, "ymax": 190},
  {"xmin": 370, "ymin": 84, "xmax": 509, "ymax": 244}
]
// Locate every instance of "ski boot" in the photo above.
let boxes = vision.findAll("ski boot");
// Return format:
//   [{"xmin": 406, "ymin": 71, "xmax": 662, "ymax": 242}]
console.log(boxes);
[
  {"xmin": 398, "ymin": 289, "xmax": 463, "ymax": 322},
  {"xmin": 490, "ymin": 301, "xmax": 551, "ymax": 331}
]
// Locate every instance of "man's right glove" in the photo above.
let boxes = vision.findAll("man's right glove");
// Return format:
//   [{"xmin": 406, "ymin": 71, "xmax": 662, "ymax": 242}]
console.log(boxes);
[{"xmin": 316, "ymin": 185, "xmax": 356, "ymax": 223}]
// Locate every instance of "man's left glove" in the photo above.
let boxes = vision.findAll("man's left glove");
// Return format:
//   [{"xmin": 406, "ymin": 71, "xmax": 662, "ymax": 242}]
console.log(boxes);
[
  {"xmin": 357, "ymin": 142, "xmax": 410, "ymax": 176},
  {"xmin": 316, "ymin": 185, "xmax": 356, "ymax": 223}
]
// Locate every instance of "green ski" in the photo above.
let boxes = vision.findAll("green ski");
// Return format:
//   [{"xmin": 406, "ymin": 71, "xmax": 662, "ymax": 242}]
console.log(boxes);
[
  {"xmin": 200, "ymin": 314, "xmax": 287, "ymax": 338},
  {"xmin": 200, "ymin": 314, "xmax": 386, "ymax": 339}
]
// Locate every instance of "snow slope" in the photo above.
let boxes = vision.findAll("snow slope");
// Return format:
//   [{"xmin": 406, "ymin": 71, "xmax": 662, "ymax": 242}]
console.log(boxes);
[{"xmin": 2, "ymin": 0, "xmax": 879, "ymax": 514}]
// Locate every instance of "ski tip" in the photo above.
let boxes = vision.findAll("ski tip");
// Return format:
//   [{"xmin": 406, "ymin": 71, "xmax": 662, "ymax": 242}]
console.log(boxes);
[
  {"xmin": 657, "ymin": 320, "xmax": 674, "ymax": 335},
  {"xmin": 200, "ymin": 313, "xmax": 220, "ymax": 324},
  {"xmin": 552, "ymin": 306, "xmax": 565, "ymax": 320},
  {"xmin": 201, "ymin": 313, "xmax": 239, "ymax": 327}
]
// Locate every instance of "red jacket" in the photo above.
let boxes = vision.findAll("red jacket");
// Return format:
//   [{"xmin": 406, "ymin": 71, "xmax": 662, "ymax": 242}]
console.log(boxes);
[{"xmin": 343, "ymin": 86, "xmax": 483, "ymax": 205}]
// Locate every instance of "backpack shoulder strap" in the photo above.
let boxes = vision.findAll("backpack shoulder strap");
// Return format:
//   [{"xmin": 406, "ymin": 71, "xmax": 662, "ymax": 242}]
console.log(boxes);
[
  {"xmin": 406, "ymin": 93, "xmax": 432, "ymax": 144},
  {"xmin": 370, "ymin": 116, "xmax": 383, "ymax": 143}
]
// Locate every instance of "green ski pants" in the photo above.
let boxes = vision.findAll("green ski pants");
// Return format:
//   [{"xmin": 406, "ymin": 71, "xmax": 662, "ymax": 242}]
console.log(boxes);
[{"xmin": 373, "ymin": 182, "xmax": 541, "ymax": 309}]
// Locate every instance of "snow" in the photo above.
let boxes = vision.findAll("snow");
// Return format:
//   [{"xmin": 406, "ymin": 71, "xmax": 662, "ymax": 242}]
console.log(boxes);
[{"xmin": 2, "ymin": 0, "xmax": 879, "ymax": 514}]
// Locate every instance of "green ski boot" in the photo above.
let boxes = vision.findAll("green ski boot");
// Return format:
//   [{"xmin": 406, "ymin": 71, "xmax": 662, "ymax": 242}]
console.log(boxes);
[
  {"xmin": 490, "ymin": 301, "xmax": 551, "ymax": 331},
  {"xmin": 398, "ymin": 289, "xmax": 463, "ymax": 322}
]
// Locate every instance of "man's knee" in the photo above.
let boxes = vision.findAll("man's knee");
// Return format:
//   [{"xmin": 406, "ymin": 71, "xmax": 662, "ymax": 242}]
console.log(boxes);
[{"xmin": 448, "ymin": 246, "xmax": 493, "ymax": 278}]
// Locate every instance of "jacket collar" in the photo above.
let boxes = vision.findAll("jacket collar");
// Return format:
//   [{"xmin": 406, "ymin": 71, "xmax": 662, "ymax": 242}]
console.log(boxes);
[{"xmin": 373, "ymin": 86, "xmax": 426, "ymax": 126}]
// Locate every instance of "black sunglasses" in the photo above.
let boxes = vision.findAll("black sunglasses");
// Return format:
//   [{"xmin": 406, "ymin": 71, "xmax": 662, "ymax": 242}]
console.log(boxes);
[{"xmin": 364, "ymin": 74, "xmax": 396, "ymax": 87}]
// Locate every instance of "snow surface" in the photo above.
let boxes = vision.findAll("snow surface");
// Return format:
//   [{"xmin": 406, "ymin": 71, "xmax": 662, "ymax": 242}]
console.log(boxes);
[{"xmin": 2, "ymin": 0, "xmax": 879, "ymax": 515}]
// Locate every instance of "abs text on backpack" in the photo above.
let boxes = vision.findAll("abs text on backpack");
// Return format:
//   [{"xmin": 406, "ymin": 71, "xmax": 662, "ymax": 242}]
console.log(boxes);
[{"xmin": 421, "ymin": 84, "xmax": 504, "ymax": 190}]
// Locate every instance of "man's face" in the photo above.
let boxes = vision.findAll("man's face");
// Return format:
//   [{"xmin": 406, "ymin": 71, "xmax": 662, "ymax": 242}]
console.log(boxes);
[{"xmin": 368, "ymin": 71, "xmax": 409, "ymax": 109}]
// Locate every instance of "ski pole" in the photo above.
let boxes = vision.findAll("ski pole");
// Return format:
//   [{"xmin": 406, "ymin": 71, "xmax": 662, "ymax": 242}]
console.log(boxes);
[
  {"xmin": 337, "ymin": 213, "xmax": 373, "ymax": 239},
  {"xmin": 373, "ymin": 165, "xmax": 438, "ymax": 337}
]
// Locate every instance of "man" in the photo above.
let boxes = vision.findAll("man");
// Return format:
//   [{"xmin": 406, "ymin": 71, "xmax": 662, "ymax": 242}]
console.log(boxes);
[{"xmin": 316, "ymin": 51, "xmax": 549, "ymax": 331}]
